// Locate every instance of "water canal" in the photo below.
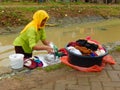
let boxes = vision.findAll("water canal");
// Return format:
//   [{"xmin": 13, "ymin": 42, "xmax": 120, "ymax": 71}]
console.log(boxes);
[{"xmin": 0, "ymin": 18, "xmax": 120, "ymax": 49}]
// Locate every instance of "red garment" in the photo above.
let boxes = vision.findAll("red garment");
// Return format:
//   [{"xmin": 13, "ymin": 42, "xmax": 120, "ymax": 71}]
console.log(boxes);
[
  {"xmin": 67, "ymin": 42, "xmax": 77, "ymax": 47},
  {"xmin": 58, "ymin": 48, "xmax": 68, "ymax": 56}
]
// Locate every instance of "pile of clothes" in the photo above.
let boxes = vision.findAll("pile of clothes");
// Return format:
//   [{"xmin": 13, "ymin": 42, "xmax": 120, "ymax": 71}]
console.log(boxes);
[
  {"xmin": 24, "ymin": 56, "xmax": 43, "ymax": 69},
  {"xmin": 66, "ymin": 39, "xmax": 106, "ymax": 57}
]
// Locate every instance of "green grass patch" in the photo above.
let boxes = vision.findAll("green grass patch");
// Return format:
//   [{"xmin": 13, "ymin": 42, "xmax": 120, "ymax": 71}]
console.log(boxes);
[
  {"xmin": 43, "ymin": 63, "xmax": 66, "ymax": 72},
  {"xmin": 114, "ymin": 46, "xmax": 120, "ymax": 52}
]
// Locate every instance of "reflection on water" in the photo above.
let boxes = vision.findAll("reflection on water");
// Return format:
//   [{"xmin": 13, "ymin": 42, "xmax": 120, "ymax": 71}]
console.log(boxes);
[
  {"xmin": 0, "ymin": 19, "xmax": 120, "ymax": 49},
  {"xmin": 80, "ymin": 28, "xmax": 95, "ymax": 35}
]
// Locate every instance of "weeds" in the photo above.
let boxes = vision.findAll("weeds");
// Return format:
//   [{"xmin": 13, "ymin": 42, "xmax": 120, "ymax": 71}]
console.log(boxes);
[
  {"xmin": 114, "ymin": 46, "xmax": 120, "ymax": 52},
  {"xmin": 0, "ymin": 3, "xmax": 119, "ymax": 27},
  {"xmin": 43, "ymin": 63, "xmax": 66, "ymax": 72}
]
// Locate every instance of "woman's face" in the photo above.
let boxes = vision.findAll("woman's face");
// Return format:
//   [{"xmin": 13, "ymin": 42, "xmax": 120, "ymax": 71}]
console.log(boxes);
[{"xmin": 40, "ymin": 17, "xmax": 47, "ymax": 27}]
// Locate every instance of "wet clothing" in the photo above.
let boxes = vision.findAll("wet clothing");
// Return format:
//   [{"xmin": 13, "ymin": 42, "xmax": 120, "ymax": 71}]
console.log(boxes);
[{"xmin": 13, "ymin": 10, "xmax": 49, "ymax": 58}]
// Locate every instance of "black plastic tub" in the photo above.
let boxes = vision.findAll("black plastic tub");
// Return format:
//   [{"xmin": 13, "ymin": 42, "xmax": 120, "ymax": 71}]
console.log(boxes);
[{"xmin": 66, "ymin": 47, "xmax": 108, "ymax": 67}]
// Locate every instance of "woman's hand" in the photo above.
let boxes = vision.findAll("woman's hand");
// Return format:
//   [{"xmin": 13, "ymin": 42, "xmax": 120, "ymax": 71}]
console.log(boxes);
[{"xmin": 45, "ymin": 46, "xmax": 54, "ymax": 54}]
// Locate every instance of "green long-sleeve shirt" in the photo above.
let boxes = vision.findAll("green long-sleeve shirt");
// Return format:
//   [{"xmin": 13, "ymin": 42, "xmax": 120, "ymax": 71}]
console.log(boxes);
[{"xmin": 13, "ymin": 27, "xmax": 46, "ymax": 53}]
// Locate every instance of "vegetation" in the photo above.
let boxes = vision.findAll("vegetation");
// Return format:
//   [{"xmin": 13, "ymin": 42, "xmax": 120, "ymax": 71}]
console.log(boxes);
[
  {"xmin": 43, "ymin": 63, "xmax": 66, "ymax": 72},
  {"xmin": 0, "ymin": 2, "xmax": 120, "ymax": 27},
  {"xmin": 113, "ymin": 46, "xmax": 120, "ymax": 52}
]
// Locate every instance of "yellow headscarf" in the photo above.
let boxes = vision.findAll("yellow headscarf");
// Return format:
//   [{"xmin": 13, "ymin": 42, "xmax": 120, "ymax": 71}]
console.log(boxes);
[{"xmin": 20, "ymin": 10, "xmax": 49, "ymax": 33}]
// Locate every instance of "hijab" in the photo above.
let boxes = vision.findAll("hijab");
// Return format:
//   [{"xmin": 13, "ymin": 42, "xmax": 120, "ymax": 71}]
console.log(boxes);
[{"xmin": 20, "ymin": 10, "xmax": 49, "ymax": 33}]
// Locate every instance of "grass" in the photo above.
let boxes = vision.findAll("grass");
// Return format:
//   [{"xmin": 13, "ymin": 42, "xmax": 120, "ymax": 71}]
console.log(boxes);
[
  {"xmin": 3, "ymin": 3, "xmax": 109, "ymax": 27},
  {"xmin": 114, "ymin": 46, "xmax": 120, "ymax": 52},
  {"xmin": 43, "ymin": 63, "xmax": 66, "ymax": 72},
  {"xmin": 0, "ymin": 3, "xmax": 119, "ymax": 27}
]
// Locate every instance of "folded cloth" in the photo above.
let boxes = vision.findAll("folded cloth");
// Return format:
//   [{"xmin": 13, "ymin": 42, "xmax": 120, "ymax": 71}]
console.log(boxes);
[
  {"xmin": 75, "ymin": 45, "xmax": 92, "ymax": 55},
  {"xmin": 76, "ymin": 39, "xmax": 87, "ymax": 46},
  {"xmin": 85, "ymin": 42, "xmax": 98, "ymax": 51}
]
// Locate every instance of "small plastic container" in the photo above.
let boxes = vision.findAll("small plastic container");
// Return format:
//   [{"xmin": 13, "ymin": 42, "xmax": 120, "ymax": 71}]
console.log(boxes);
[{"xmin": 9, "ymin": 54, "xmax": 24, "ymax": 69}]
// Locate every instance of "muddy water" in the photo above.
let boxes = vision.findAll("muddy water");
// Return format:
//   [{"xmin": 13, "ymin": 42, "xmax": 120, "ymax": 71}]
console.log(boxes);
[{"xmin": 0, "ymin": 18, "xmax": 120, "ymax": 49}]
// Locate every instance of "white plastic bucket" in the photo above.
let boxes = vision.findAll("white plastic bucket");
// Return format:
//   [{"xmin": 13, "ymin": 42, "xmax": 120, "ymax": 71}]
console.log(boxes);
[{"xmin": 9, "ymin": 54, "xmax": 24, "ymax": 69}]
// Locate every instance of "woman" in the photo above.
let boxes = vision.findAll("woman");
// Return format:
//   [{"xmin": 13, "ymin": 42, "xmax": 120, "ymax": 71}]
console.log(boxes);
[{"xmin": 13, "ymin": 10, "xmax": 53, "ymax": 58}]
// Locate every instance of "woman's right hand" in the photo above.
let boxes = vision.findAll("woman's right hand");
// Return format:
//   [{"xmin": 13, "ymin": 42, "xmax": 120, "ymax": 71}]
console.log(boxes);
[{"xmin": 45, "ymin": 46, "xmax": 54, "ymax": 54}]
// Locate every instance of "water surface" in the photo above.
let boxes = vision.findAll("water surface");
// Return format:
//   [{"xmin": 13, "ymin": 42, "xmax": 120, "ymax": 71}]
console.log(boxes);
[{"xmin": 0, "ymin": 18, "xmax": 120, "ymax": 49}]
